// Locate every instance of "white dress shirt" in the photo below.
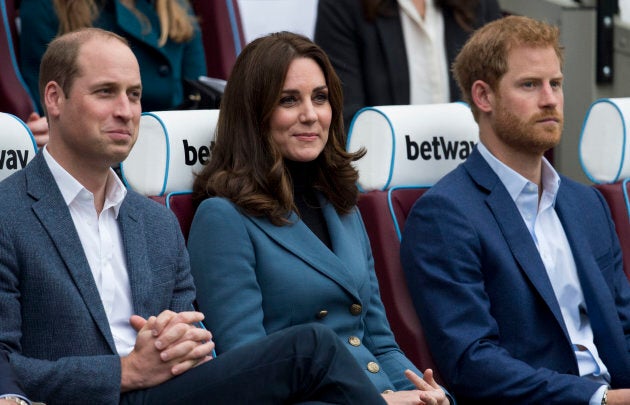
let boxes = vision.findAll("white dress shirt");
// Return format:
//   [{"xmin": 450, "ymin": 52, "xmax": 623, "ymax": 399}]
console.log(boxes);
[
  {"xmin": 398, "ymin": 0, "xmax": 450, "ymax": 104},
  {"xmin": 478, "ymin": 143, "xmax": 609, "ymax": 405},
  {"xmin": 43, "ymin": 147, "xmax": 136, "ymax": 356}
]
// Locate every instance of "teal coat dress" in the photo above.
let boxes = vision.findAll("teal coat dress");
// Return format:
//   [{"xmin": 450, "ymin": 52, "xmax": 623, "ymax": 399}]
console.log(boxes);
[
  {"xmin": 188, "ymin": 196, "xmax": 428, "ymax": 394},
  {"xmin": 19, "ymin": 0, "xmax": 207, "ymax": 112}
]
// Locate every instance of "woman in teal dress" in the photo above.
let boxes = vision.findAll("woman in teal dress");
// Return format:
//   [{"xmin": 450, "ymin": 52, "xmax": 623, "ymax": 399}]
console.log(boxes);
[{"xmin": 188, "ymin": 31, "xmax": 451, "ymax": 405}]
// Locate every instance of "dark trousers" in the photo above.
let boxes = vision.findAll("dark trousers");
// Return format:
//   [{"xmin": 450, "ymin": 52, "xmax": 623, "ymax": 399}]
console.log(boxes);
[
  {"xmin": 121, "ymin": 323, "xmax": 386, "ymax": 404},
  {"xmin": 0, "ymin": 351, "xmax": 25, "ymax": 397}
]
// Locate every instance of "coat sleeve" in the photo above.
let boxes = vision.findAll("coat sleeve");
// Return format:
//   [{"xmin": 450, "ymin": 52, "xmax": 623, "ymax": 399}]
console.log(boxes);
[
  {"xmin": 18, "ymin": 0, "xmax": 59, "ymax": 114},
  {"xmin": 187, "ymin": 198, "xmax": 268, "ymax": 353}
]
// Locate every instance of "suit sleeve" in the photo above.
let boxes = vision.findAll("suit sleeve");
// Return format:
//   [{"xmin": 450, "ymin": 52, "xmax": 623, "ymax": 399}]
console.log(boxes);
[
  {"xmin": 187, "ymin": 198, "xmax": 268, "ymax": 353},
  {"xmin": 314, "ymin": 0, "xmax": 366, "ymax": 126},
  {"xmin": 0, "ymin": 221, "xmax": 123, "ymax": 404},
  {"xmin": 400, "ymin": 192, "xmax": 601, "ymax": 404}
]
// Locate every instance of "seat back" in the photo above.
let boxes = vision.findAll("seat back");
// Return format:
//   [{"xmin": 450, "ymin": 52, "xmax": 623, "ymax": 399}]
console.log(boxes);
[
  {"xmin": 0, "ymin": 0, "xmax": 38, "ymax": 119},
  {"xmin": 192, "ymin": 0, "xmax": 245, "ymax": 80},
  {"xmin": 0, "ymin": 112, "xmax": 37, "ymax": 181},
  {"xmin": 348, "ymin": 103, "xmax": 478, "ymax": 383},
  {"xmin": 357, "ymin": 186, "xmax": 443, "ymax": 381},
  {"xmin": 580, "ymin": 98, "xmax": 630, "ymax": 278},
  {"xmin": 121, "ymin": 109, "xmax": 218, "ymax": 240}
]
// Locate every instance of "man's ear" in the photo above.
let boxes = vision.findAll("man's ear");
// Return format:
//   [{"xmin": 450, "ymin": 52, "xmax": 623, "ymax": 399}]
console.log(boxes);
[
  {"xmin": 471, "ymin": 80, "xmax": 494, "ymax": 114},
  {"xmin": 43, "ymin": 81, "xmax": 63, "ymax": 118}
]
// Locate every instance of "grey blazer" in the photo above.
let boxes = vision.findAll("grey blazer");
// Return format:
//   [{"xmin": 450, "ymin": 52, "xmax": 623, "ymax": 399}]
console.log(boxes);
[{"xmin": 0, "ymin": 152, "xmax": 196, "ymax": 404}]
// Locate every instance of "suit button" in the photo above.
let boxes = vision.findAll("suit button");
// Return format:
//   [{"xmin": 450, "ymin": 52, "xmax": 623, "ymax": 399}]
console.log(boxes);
[
  {"xmin": 350, "ymin": 303, "xmax": 362, "ymax": 315},
  {"xmin": 316, "ymin": 310, "xmax": 328, "ymax": 319},
  {"xmin": 348, "ymin": 336, "xmax": 361, "ymax": 346},
  {"xmin": 367, "ymin": 361, "xmax": 380, "ymax": 373}
]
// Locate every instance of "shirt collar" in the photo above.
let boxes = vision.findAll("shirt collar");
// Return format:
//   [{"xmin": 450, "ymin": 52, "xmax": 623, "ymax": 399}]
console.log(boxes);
[
  {"xmin": 477, "ymin": 141, "xmax": 561, "ymax": 204},
  {"xmin": 43, "ymin": 146, "xmax": 127, "ymax": 217}
]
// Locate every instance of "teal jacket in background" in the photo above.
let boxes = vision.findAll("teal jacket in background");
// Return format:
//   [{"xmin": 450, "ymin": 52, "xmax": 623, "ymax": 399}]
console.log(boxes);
[{"xmin": 19, "ymin": 0, "xmax": 207, "ymax": 113}]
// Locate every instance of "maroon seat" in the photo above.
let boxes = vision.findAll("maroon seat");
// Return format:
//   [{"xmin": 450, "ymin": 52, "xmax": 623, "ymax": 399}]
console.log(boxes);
[
  {"xmin": 357, "ymin": 186, "xmax": 445, "ymax": 384},
  {"xmin": 595, "ymin": 180, "xmax": 630, "ymax": 279},
  {"xmin": 191, "ymin": 0, "xmax": 245, "ymax": 80},
  {"xmin": 0, "ymin": 0, "xmax": 37, "ymax": 119},
  {"xmin": 150, "ymin": 192, "xmax": 195, "ymax": 242}
]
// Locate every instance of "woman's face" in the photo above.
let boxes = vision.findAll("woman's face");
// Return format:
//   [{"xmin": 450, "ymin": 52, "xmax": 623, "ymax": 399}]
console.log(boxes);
[{"xmin": 269, "ymin": 57, "xmax": 331, "ymax": 162}]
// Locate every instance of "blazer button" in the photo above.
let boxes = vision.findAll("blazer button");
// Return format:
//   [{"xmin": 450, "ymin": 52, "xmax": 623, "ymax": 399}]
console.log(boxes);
[
  {"xmin": 348, "ymin": 336, "xmax": 361, "ymax": 346},
  {"xmin": 316, "ymin": 310, "xmax": 328, "ymax": 319},
  {"xmin": 367, "ymin": 361, "xmax": 380, "ymax": 373},
  {"xmin": 350, "ymin": 303, "xmax": 362, "ymax": 315}
]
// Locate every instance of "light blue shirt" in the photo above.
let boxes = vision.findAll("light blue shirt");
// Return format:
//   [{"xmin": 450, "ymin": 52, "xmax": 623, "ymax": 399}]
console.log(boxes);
[{"xmin": 478, "ymin": 143, "xmax": 609, "ymax": 405}]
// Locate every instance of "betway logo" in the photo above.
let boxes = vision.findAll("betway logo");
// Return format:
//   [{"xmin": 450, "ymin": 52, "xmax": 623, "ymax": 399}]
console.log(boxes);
[
  {"xmin": 183, "ymin": 140, "xmax": 215, "ymax": 166},
  {"xmin": 405, "ymin": 135, "xmax": 475, "ymax": 160},
  {"xmin": 0, "ymin": 149, "xmax": 29, "ymax": 170}
]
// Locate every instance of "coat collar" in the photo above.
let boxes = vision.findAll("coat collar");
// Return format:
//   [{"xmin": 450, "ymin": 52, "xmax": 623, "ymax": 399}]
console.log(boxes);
[
  {"xmin": 246, "ymin": 196, "xmax": 362, "ymax": 301},
  {"xmin": 463, "ymin": 148, "xmax": 570, "ymax": 339}
]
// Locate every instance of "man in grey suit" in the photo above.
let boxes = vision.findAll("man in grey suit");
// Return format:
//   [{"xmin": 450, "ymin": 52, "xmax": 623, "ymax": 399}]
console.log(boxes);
[{"xmin": 0, "ymin": 27, "xmax": 386, "ymax": 405}]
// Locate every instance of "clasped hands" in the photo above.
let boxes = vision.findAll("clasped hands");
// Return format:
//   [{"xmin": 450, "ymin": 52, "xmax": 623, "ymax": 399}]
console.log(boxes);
[{"xmin": 121, "ymin": 310, "xmax": 214, "ymax": 392}]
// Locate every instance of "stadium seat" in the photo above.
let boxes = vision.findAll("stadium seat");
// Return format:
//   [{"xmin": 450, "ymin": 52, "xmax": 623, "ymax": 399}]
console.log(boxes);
[
  {"xmin": 121, "ymin": 109, "xmax": 218, "ymax": 240},
  {"xmin": 580, "ymin": 98, "xmax": 630, "ymax": 278},
  {"xmin": 0, "ymin": 0, "xmax": 38, "ymax": 120},
  {"xmin": 0, "ymin": 112, "xmax": 37, "ymax": 181},
  {"xmin": 191, "ymin": 0, "xmax": 245, "ymax": 80},
  {"xmin": 348, "ymin": 103, "xmax": 479, "ymax": 383}
]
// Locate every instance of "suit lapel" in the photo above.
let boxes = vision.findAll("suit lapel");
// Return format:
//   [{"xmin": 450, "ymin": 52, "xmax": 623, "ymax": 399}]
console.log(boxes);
[
  {"xmin": 464, "ymin": 150, "xmax": 570, "ymax": 339},
  {"xmin": 375, "ymin": 8, "xmax": 410, "ymax": 104},
  {"xmin": 26, "ymin": 154, "xmax": 117, "ymax": 352},
  {"xmin": 117, "ymin": 200, "xmax": 153, "ymax": 317},
  {"xmin": 247, "ymin": 205, "xmax": 361, "ymax": 301}
]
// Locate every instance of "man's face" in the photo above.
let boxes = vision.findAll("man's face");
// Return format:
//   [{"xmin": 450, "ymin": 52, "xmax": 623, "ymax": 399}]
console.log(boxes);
[
  {"xmin": 490, "ymin": 45, "xmax": 564, "ymax": 156},
  {"xmin": 46, "ymin": 36, "xmax": 142, "ymax": 170}
]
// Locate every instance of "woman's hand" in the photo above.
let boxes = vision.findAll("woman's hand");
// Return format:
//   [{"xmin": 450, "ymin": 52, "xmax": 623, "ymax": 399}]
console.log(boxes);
[{"xmin": 381, "ymin": 369, "xmax": 449, "ymax": 405}]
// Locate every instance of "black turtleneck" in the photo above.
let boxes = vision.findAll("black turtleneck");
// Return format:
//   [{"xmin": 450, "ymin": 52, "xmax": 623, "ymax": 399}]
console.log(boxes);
[{"xmin": 285, "ymin": 160, "xmax": 332, "ymax": 249}]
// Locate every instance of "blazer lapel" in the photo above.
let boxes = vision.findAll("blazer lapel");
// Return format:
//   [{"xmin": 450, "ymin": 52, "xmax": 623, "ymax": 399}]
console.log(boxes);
[
  {"xmin": 464, "ymin": 150, "xmax": 570, "ymax": 339},
  {"xmin": 117, "ymin": 200, "xmax": 153, "ymax": 317},
  {"xmin": 247, "ymin": 210, "xmax": 361, "ymax": 301},
  {"xmin": 375, "ymin": 8, "xmax": 410, "ymax": 105},
  {"xmin": 26, "ymin": 154, "xmax": 117, "ymax": 353}
]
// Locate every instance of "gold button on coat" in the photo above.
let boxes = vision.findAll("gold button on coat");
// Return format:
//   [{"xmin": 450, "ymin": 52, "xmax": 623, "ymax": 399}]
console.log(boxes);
[
  {"xmin": 316, "ymin": 310, "xmax": 328, "ymax": 319},
  {"xmin": 350, "ymin": 303, "xmax": 362, "ymax": 315},
  {"xmin": 348, "ymin": 336, "xmax": 361, "ymax": 346},
  {"xmin": 367, "ymin": 361, "xmax": 380, "ymax": 373}
]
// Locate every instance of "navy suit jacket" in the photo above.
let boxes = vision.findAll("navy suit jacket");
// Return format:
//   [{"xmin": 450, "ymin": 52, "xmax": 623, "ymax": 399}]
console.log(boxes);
[
  {"xmin": 0, "ymin": 351, "xmax": 24, "ymax": 397},
  {"xmin": 188, "ymin": 196, "xmax": 424, "ymax": 393},
  {"xmin": 401, "ymin": 148, "xmax": 630, "ymax": 404},
  {"xmin": 314, "ymin": 0, "xmax": 502, "ymax": 125},
  {"xmin": 0, "ymin": 153, "xmax": 196, "ymax": 404}
]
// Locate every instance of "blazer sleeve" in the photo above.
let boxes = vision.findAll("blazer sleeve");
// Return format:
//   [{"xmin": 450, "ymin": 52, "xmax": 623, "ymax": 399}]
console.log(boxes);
[
  {"xmin": 0, "ymin": 227, "xmax": 123, "ymax": 404},
  {"xmin": 187, "ymin": 198, "xmax": 268, "ymax": 353},
  {"xmin": 400, "ymin": 191, "xmax": 603, "ymax": 404},
  {"xmin": 314, "ymin": 0, "xmax": 366, "ymax": 126}
]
